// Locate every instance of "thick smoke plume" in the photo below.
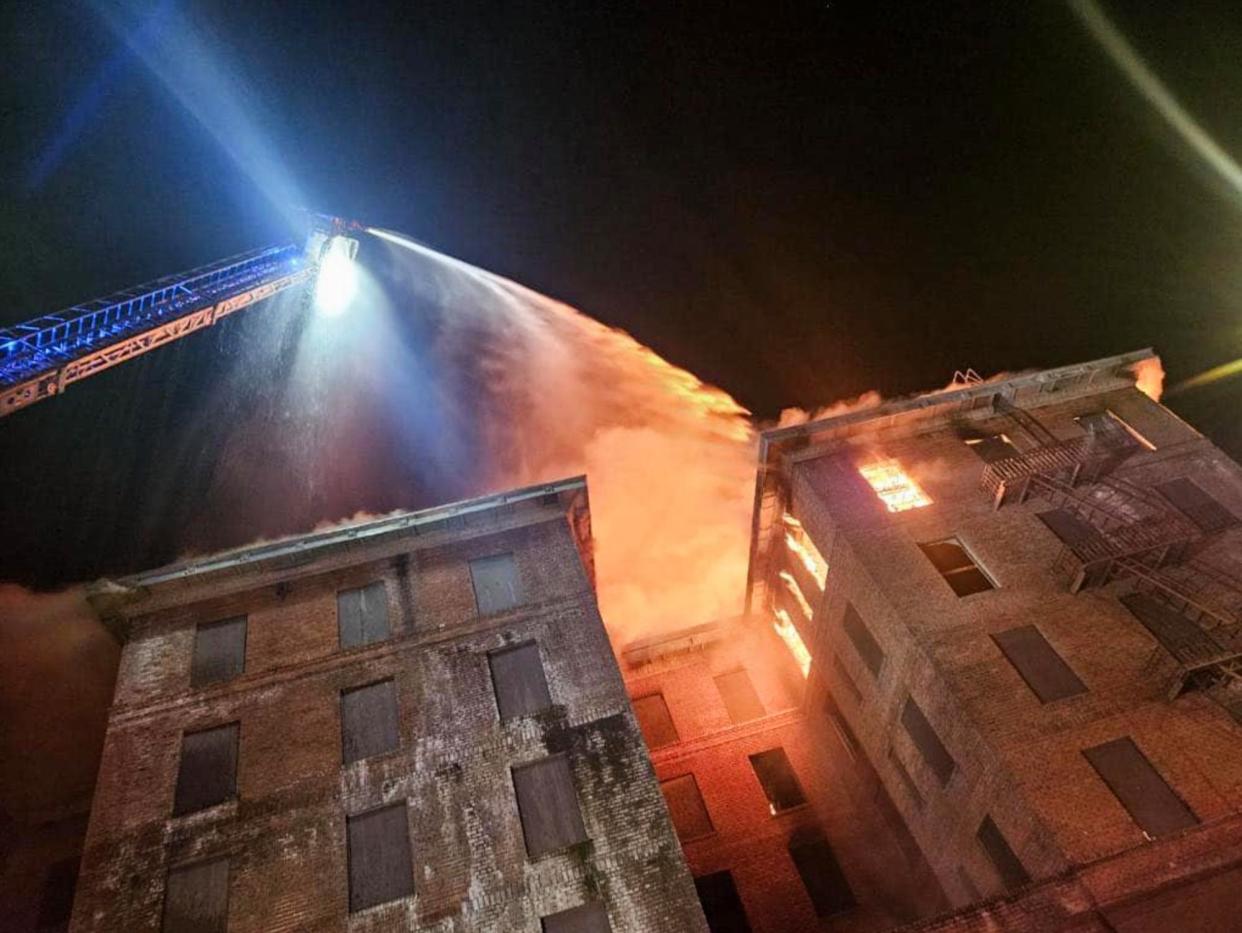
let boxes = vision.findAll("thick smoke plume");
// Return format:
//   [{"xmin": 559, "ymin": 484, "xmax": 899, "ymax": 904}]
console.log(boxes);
[
  {"xmin": 0, "ymin": 585, "xmax": 117, "ymax": 820},
  {"xmin": 364, "ymin": 230, "xmax": 757, "ymax": 644}
]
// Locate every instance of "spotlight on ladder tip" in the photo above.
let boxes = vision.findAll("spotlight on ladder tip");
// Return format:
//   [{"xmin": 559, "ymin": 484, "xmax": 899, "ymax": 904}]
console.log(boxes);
[{"xmin": 304, "ymin": 214, "xmax": 362, "ymax": 317}]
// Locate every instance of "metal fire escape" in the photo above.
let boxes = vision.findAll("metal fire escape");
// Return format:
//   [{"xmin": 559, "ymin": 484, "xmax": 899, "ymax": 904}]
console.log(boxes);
[
  {"xmin": 0, "ymin": 215, "xmax": 360, "ymax": 417},
  {"xmin": 980, "ymin": 404, "xmax": 1242, "ymax": 717}
]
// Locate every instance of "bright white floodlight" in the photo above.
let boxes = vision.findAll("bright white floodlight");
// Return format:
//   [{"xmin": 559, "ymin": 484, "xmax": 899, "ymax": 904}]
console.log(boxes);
[{"xmin": 314, "ymin": 235, "xmax": 359, "ymax": 317}]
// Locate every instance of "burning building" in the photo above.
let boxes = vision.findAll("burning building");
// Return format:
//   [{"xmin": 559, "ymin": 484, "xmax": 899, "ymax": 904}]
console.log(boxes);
[
  {"xmin": 745, "ymin": 348, "xmax": 1242, "ymax": 930},
  {"xmin": 63, "ymin": 349, "xmax": 1242, "ymax": 932}
]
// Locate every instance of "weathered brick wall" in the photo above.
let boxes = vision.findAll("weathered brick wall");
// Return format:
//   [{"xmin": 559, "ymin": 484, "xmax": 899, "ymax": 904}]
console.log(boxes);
[
  {"xmin": 783, "ymin": 385, "xmax": 1242, "ymax": 909},
  {"xmin": 622, "ymin": 620, "xmax": 945, "ymax": 932},
  {"xmin": 72, "ymin": 501, "xmax": 705, "ymax": 932}
]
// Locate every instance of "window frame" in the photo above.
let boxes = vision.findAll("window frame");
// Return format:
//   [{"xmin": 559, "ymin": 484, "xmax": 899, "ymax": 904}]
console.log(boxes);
[
  {"xmin": 917, "ymin": 537, "xmax": 996, "ymax": 597},
  {"xmin": 190, "ymin": 616, "xmax": 247, "ymax": 689},
  {"xmin": 488, "ymin": 640, "xmax": 553, "ymax": 723},
  {"xmin": 172, "ymin": 721, "xmax": 240, "ymax": 816},
  {"xmin": 632, "ymin": 692, "xmax": 680, "ymax": 749},
  {"xmin": 340, "ymin": 678, "xmax": 401, "ymax": 765},
  {"xmin": 660, "ymin": 772, "xmax": 715, "ymax": 842},
  {"xmin": 748, "ymin": 747, "xmax": 808, "ymax": 815},
  {"xmin": 346, "ymin": 802, "xmax": 415, "ymax": 912}
]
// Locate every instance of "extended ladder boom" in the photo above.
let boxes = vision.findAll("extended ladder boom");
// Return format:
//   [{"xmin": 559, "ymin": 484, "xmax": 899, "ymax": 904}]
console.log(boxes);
[{"xmin": 0, "ymin": 216, "xmax": 359, "ymax": 417}]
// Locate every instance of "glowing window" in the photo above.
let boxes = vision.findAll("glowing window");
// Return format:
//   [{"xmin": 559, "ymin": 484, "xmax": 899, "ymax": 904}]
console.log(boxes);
[
  {"xmin": 858, "ymin": 461, "xmax": 932, "ymax": 513},
  {"xmin": 779, "ymin": 571, "xmax": 815, "ymax": 621},
  {"xmin": 773, "ymin": 608, "xmax": 812, "ymax": 678},
  {"xmin": 782, "ymin": 514, "xmax": 828, "ymax": 589}
]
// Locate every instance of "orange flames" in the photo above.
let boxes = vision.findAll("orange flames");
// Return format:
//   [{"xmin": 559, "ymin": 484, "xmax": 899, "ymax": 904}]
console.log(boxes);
[
  {"xmin": 1132, "ymin": 356, "xmax": 1165, "ymax": 402},
  {"xmin": 779, "ymin": 570, "xmax": 816, "ymax": 621},
  {"xmin": 781, "ymin": 514, "xmax": 827, "ymax": 589},
  {"xmin": 772, "ymin": 608, "xmax": 812, "ymax": 678},
  {"xmin": 858, "ymin": 460, "xmax": 932, "ymax": 512}
]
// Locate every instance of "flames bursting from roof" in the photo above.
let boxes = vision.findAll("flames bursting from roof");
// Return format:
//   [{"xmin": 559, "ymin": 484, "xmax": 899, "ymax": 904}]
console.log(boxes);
[{"xmin": 858, "ymin": 460, "xmax": 932, "ymax": 513}]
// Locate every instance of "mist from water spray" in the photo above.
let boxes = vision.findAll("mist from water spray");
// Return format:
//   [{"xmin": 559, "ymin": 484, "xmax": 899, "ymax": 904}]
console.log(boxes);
[{"xmin": 364, "ymin": 228, "xmax": 757, "ymax": 643}]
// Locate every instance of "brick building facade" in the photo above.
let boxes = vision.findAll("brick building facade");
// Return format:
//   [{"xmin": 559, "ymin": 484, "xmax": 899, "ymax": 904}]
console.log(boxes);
[
  {"xmin": 70, "ymin": 477, "xmax": 706, "ymax": 932},
  {"xmin": 620, "ymin": 618, "xmax": 946, "ymax": 933},
  {"xmin": 744, "ymin": 349, "xmax": 1242, "ymax": 931}
]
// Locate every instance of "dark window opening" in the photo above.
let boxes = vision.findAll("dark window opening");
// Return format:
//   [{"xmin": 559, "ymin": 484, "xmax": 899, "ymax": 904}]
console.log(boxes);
[
  {"xmin": 749, "ymin": 748, "xmax": 807, "ymax": 814},
  {"xmin": 992, "ymin": 626, "xmax": 1087, "ymax": 703},
  {"xmin": 1037, "ymin": 508, "xmax": 1103, "ymax": 555},
  {"xmin": 715, "ymin": 669, "xmax": 765, "ymax": 724},
  {"xmin": 695, "ymin": 871, "xmax": 752, "ymax": 933},
  {"xmin": 1156, "ymin": 477, "xmax": 1236, "ymax": 534},
  {"xmin": 512, "ymin": 755, "xmax": 588, "ymax": 857},
  {"xmin": 900, "ymin": 698, "xmax": 955, "ymax": 786},
  {"xmin": 489, "ymin": 642, "xmax": 553, "ymax": 722},
  {"xmin": 347, "ymin": 803, "xmax": 414, "ymax": 912},
  {"xmin": 191, "ymin": 616, "xmax": 246, "ymax": 688},
  {"xmin": 541, "ymin": 901, "xmax": 613, "ymax": 933},
  {"xmin": 470, "ymin": 553, "xmax": 522, "ymax": 615},
  {"xmin": 1076, "ymin": 410, "xmax": 1152, "ymax": 451},
  {"xmin": 162, "ymin": 859, "xmax": 229, "ymax": 933},
  {"xmin": 632, "ymin": 693, "xmax": 679, "ymax": 749},
  {"xmin": 976, "ymin": 816, "xmax": 1030, "ymax": 889},
  {"xmin": 661, "ymin": 774, "xmax": 714, "ymax": 842},
  {"xmin": 338, "ymin": 582, "xmax": 390, "ymax": 649},
  {"xmin": 173, "ymin": 723, "xmax": 239, "ymax": 815},
  {"xmin": 1082, "ymin": 737, "xmax": 1197, "ymax": 837},
  {"xmin": 842, "ymin": 603, "xmax": 884, "ymax": 679},
  {"xmin": 789, "ymin": 830, "xmax": 856, "ymax": 917},
  {"xmin": 341, "ymin": 679, "xmax": 400, "ymax": 764},
  {"xmin": 965, "ymin": 434, "xmax": 1020, "ymax": 463},
  {"xmin": 918, "ymin": 539, "xmax": 994, "ymax": 596}
]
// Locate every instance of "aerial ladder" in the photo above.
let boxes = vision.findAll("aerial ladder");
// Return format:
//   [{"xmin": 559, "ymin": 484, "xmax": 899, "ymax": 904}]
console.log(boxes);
[{"xmin": 0, "ymin": 215, "xmax": 362, "ymax": 417}]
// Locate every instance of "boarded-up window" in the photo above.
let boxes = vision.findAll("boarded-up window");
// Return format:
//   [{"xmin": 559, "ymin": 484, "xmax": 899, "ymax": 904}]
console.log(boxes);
[
  {"xmin": 173, "ymin": 723, "xmax": 238, "ymax": 815},
  {"xmin": 993, "ymin": 626, "xmax": 1086, "ymax": 703},
  {"xmin": 341, "ymin": 679, "xmax": 400, "ymax": 764},
  {"xmin": 695, "ymin": 871, "xmax": 752, "ymax": 933},
  {"xmin": 1156, "ymin": 478, "xmax": 1236, "ymax": 533},
  {"xmin": 512, "ymin": 755, "xmax": 588, "ymax": 857},
  {"xmin": 470, "ymin": 553, "xmax": 522, "ymax": 615},
  {"xmin": 632, "ymin": 693, "xmax": 679, "ymax": 749},
  {"xmin": 918, "ymin": 539, "xmax": 994, "ymax": 596},
  {"xmin": 842, "ymin": 603, "xmax": 884, "ymax": 679},
  {"xmin": 661, "ymin": 774, "xmax": 714, "ymax": 841},
  {"xmin": 347, "ymin": 803, "xmax": 414, "ymax": 912},
  {"xmin": 965, "ymin": 435, "xmax": 1019, "ymax": 463},
  {"xmin": 900, "ymin": 698, "xmax": 955, "ymax": 786},
  {"xmin": 162, "ymin": 859, "xmax": 229, "ymax": 933},
  {"xmin": 789, "ymin": 832, "xmax": 856, "ymax": 917},
  {"xmin": 749, "ymin": 748, "xmax": 806, "ymax": 814},
  {"xmin": 1037, "ymin": 509, "xmax": 1101, "ymax": 554},
  {"xmin": 542, "ymin": 901, "xmax": 613, "ymax": 933},
  {"xmin": 338, "ymin": 582, "xmax": 390, "ymax": 649},
  {"xmin": 715, "ymin": 670, "xmax": 765, "ymax": 724},
  {"xmin": 191, "ymin": 617, "xmax": 246, "ymax": 688},
  {"xmin": 489, "ymin": 642, "xmax": 552, "ymax": 722},
  {"xmin": 37, "ymin": 855, "xmax": 80, "ymax": 931},
  {"xmin": 1082, "ymin": 737, "xmax": 1197, "ymax": 837},
  {"xmin": 977, "ymin": 816, "xmax": 1030, "ymax": 889}
]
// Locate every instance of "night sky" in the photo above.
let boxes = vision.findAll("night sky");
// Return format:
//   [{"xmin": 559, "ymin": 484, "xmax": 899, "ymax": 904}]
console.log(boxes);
[{"xmin": 3, "ymin": 0, "xmax": 1242, "ymax": 585}]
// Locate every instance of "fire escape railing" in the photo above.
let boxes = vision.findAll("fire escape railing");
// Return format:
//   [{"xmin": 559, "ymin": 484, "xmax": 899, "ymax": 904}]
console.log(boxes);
[{"xmin": 979, "ymin": 417, "xmax": 1242, "ymax": 712}]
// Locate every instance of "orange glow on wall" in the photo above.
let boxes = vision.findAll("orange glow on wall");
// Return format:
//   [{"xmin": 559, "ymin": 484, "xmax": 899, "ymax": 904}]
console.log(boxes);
[
  {"xmin": 858, "ymin": 460, "xmax": 932, "ymax": 513},
  {"xmin": 781, "ymin": 514, "xmax": 827, "ymax": 589},
  {"xmin": 772, "ymin": 608, "xmax": 811, "ymax": 678}
]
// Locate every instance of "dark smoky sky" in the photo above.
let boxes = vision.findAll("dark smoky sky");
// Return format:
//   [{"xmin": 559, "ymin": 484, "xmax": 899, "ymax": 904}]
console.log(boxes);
[{"xmin": 3, "ymin": 0, "xmax": 1242, "ymax": 588}]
